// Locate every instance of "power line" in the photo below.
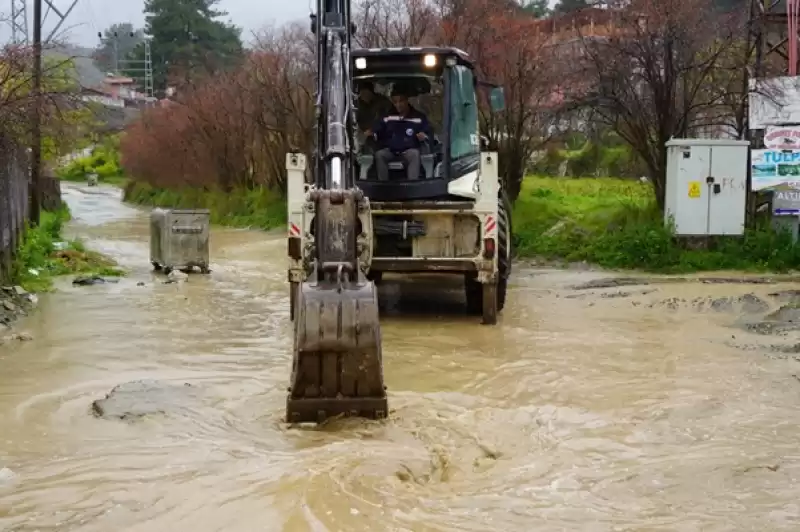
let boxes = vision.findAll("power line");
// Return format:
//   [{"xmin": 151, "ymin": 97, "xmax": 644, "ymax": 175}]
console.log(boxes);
[{"xmin": 102, "ymin": 30, "xmax": 155, "ymax": 99}]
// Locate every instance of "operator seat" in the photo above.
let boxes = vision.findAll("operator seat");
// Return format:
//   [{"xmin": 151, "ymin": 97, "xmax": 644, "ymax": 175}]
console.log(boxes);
[{"xmin": 357, "ymin": 137, "xmax": 439, "ymax": 181}]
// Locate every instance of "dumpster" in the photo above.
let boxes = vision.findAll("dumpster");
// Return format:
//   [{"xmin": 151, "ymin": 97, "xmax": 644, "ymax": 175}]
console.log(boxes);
[{"xmin": 150, "ymin": 208, "xmax": 210, "ymax": 273}]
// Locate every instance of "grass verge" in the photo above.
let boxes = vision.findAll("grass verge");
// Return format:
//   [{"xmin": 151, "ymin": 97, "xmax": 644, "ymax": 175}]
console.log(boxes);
[
  {"xmin": 11, "ymin": 207, "xmax": 125, "ymax": 292},
  {"xmin": 123, "ymin": 181, "xmax": 286, "ymax": 230},
  {"xmin": 122, "ymin": 175, "xmax": 800, "ymax": 273},
  {"xmin": 513, "ymin": 176, "xmax": 800, "ymax": 273}
]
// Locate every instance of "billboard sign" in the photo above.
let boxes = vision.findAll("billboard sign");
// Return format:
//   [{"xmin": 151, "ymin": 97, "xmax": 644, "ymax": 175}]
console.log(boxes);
[
  {"xmin": 751, "ymin": 149, "xmax": 800, "ymax": 190},
  {"xmin": 749, "ymin": 76, "xmax": 800, "ymax": 129},
  {"xmin": 764, "ymin": 125, "xmax": 800, "ymax": 149}
]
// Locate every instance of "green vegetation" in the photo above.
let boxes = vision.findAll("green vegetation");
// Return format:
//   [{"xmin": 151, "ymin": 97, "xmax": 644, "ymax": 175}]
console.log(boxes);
[
  {"xmin": 11, "ymin": 207, "xmax": 124, "ymax": 292},
  {"xmin": 126, "ymin": 0, "xmax": 243, "ymax": 92},
  {"xmin": 514, "ymin": 177, "xmax": 800, "ymax": 273},
  {"xmin": 531, "ymin": 135, "xmax": 645, "ymax": 179},
  {"xmin": 122, "ymin": 175, "xmax": 800, "ymax": 273},
  {"xmin": 57, "ymin": 135, "xmax": 127, "ymax": 186},
  {"xmin": 123, "ymin": 181, "xmax": 285, "ymax": 230}
]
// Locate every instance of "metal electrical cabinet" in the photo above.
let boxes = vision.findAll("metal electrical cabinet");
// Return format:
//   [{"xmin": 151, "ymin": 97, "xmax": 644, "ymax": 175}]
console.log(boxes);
[
  {"xmin": 150, "ymin": 208, "xmax": 210, "ymax": 273},
  {"xmin": 664, "ymin": 139, "xmax": 749, "ymax": 236}
]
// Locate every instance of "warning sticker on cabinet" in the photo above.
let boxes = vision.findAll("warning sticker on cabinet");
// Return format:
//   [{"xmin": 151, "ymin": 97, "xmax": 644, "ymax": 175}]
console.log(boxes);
[{"xmin": 688, "ymin": 181, "xmax": 701, "ymax": 198}]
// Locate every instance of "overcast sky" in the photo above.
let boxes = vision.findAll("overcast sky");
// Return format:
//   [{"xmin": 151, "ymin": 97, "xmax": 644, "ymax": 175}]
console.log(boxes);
[
  {"xmin": 1, "ymin": 0, "xmax": 312, "ymax": 48},
  {"xmin": 2, "ymin": 0, "xmax": 557, "ymax": 49}
]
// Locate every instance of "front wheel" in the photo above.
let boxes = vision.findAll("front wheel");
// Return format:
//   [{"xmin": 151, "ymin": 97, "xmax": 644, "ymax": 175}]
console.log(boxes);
[
  {"xmin": 290, "ymin": 281, "xmax": 299, "ymax": 321},
  {"xmin": 464, "ymin": 188, "xmax": 512, "ymax": 322}
]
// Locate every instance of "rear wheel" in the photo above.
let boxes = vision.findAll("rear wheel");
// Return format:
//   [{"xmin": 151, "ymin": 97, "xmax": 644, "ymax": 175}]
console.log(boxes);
[
  {"xmin": 465, "ymin": 188, "xmax": 512, "ymax": 322},
  {"xmin": 289, "ymin": 281, "xmax": 299, "ymax": 321}
]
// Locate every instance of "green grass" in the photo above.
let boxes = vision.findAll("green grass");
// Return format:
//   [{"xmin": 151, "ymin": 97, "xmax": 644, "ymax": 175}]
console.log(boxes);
[
  {"xmin": 123, "ymin": 175, "xmax": 800, "ymax": 274},
  {"xmin": 123, "ymin": 181, "xmax": 286, "ymax": 230},
  {"xmin": 513, "ymin": 176, "xmax": 800, "ymax": 273},
  {"xmin": 11, "ymin": 207, "xmax": 125, "ymax": 292}
]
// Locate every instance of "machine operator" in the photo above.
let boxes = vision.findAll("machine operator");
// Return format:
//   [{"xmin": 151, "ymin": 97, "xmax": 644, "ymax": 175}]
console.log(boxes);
[
  {"xmin": 367, "ymin": 87, "xmax": 433, "ymax": 181},
  {"xmin": 356, "ymin": 82, "xmax": 392, "ymax": 133}
]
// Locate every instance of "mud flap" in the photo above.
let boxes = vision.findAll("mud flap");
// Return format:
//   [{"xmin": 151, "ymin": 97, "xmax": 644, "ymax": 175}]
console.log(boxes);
[{"xmin": 286, "ymin": 278, "xmax": 387, "ymax": 423}]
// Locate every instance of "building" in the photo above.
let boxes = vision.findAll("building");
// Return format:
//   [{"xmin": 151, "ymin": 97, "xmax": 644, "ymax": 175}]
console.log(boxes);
[
  {"xmin": 100, "ymin": 74, "xmax": 137, "ymax": 100},
  {"xmin": 80, "ymin": 73, "xmax": 156, "ymax": 109}
]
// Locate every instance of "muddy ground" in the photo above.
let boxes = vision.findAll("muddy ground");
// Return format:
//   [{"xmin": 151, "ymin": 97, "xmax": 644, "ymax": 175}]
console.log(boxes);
[
  {"xmin": 0, "ymin": 285, "xmax": 34, "ymax": 341},
  {"xmin": 561, "ymin": 273, "xmax": 800, "ymax": 361},
  {"xmin": 4, "ymin": 183, "xmax": 800, "ymax": 530}
]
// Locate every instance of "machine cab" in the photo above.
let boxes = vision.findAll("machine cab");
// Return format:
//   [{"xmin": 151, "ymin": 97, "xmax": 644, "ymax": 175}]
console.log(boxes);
[{"xmin": 352, "ymin": 47, "xmax": 503, "ymax": 202}]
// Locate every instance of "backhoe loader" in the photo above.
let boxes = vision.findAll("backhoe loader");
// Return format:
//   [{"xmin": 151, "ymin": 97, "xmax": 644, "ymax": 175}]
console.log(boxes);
[{"xmin": 285, "ymin": 0, "xmax": 508, "ymax": 423}]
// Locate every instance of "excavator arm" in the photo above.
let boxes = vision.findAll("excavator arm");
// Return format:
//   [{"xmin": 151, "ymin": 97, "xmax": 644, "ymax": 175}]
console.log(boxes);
[{"xmin": 285, "ymin": 0, "xmax": 387, "ymax": 423}]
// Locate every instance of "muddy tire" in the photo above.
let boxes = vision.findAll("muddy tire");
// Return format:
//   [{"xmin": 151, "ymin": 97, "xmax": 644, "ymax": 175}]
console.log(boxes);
[
  {"xmin": 289, "ymin": 281, "xmax": 299, "ymax": 321},
  {"xmin": 497, "ymin": 188, "xmax": 512, "ymax": 312},
  {"xmin": 465, "ymin": 188, "xmax": 512, "ymax": 319}
]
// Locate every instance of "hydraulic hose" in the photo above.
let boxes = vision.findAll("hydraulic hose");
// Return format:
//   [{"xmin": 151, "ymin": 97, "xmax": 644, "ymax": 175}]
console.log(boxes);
[{"xmin": 373, "ymin": 219, "xmax": 426, "ymax": 238}]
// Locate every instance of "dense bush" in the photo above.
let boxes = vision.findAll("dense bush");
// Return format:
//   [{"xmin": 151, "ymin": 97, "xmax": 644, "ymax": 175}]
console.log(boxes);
[
  {"xmin": 57, "ymin": 135, "xmax": 125, "ymax": 183},
  {"xmin": 514, "ymin": 177, "xmax": 800, "ymax": 272},
  {"xmin": 123, "ymin": 181, "xmax": 285, "ymax": 230},
  {"xmin": 530, "ymin": 138, "xmax": 646, "ymax": 179}
]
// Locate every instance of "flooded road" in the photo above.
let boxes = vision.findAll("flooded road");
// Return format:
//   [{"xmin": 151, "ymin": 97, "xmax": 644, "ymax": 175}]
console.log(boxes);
[{"xmin": 2, "ymin": 183, "xmax": 800, "ymax": 531}]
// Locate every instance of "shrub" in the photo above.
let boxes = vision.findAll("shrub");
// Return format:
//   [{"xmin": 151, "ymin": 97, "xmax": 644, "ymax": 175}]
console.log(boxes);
[
  {"xmin": 57, "ymin": 135, "xmax": 125, "ymax": 184},
  {"xmin": 11, "ymin": 207, "xmax": 123, "ymax": 291}
]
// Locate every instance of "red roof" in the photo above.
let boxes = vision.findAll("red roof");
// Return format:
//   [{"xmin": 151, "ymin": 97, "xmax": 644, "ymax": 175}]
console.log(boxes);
[{"xmin": 103, "ymin": 76, "xmax": 135, "ymax": 85}]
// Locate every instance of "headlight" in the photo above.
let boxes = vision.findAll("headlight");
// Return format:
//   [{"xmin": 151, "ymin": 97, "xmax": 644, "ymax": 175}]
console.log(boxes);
[
  {"xmin": 423, "ymin": 54, "xmax": 437, "ymax": 67},
  {"xmin": 355, "ymin": 57, "xmax": 367, "ymax": 69}
]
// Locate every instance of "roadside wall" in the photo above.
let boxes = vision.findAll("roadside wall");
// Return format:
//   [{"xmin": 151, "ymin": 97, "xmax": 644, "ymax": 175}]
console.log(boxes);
[{"xmin": 0, "ymin": 138, "xmax": 29, "ymax": 283}]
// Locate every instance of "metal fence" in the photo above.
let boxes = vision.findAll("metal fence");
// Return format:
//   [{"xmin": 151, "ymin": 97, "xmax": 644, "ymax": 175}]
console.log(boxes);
[{"xmin": 0, "ymin": 138, "xmax": 29, "ymax": 283}]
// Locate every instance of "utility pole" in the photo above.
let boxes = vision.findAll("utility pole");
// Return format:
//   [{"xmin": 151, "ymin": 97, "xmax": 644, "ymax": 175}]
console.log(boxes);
[
  {"xmin": 113, "ymin": 32, "xmax": 119, "ymax": 72},
  {"xmin": 30, "ymin": 0, "xmax": 42, "ymax": 226},
  {"xmin": 118, "ymin": 37, "xmax": 155, "ymax": 100},
  {"xmin": 99, "ymin": 30, "xmax": 124, "ymax": 73},
  {"xmin": 10, "ymin": 0, "xmax": 29, "ymax": 45}
]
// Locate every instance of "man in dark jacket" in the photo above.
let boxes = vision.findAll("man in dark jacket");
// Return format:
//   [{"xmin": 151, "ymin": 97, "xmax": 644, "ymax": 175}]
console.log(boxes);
[
  {"xmin": 356, "ymin": 82, "xmax": 392, "ymax": 133},
  {"xmin": 368, "ymin": 87, "xmax": 433, "ymax": 181}
]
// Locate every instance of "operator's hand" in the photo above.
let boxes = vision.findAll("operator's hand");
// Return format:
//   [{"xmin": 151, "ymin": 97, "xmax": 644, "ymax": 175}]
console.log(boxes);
[{"xmin": 416, "ymin": 132, "xmax": 427, "ymax": 141}]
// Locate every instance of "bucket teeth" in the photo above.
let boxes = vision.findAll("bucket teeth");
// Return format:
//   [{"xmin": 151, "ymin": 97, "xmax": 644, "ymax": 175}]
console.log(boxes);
[{"xmin": 286, "ymin": 279, "xmax": 387, "ymax": 423}]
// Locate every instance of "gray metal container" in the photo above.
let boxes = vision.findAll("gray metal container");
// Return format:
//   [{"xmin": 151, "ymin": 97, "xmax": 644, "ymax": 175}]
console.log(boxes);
[{"xmin": 150, "ymin": 208, "xmax": 210, "ymax": 273}]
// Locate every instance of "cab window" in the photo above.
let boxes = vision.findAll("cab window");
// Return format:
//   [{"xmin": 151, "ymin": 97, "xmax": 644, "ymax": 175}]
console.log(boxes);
[{"xmin": 449, "ymin": 65, "xmax": 479, "ymax": 160}]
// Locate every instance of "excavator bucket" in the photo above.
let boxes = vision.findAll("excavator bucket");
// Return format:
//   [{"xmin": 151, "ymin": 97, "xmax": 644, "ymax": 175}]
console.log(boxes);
[{"xmin": 286, "ymin": 277, "xmax": 387, "ymax": 423}]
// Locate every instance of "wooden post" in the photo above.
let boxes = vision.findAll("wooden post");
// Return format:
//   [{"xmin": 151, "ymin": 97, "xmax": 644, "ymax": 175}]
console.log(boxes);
[{"xmin": 29, "ymin": 0, "xmax": 42, "ymax": 225}]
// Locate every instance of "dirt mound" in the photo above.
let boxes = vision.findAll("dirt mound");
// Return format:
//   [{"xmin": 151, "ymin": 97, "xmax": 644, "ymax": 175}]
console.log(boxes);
[
  {"xmin": 741, "ymin": 305, "xmax": 800, "ymax": 336},
  {"xmin": 92, "ymin": 380, "xmax": 201, "ymax": 421},
  {"xmin": 650, "ymin": 294, "xmax": 770, "ymax": 314}
]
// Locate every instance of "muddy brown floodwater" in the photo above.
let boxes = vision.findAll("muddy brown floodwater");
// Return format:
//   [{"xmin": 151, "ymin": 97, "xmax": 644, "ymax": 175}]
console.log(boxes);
[{"xmin": 2, "ymin": 183, "xmax": 800, "ymax": 531}]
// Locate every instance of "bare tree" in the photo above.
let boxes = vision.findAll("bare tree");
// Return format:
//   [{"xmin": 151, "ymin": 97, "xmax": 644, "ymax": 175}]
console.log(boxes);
[
  {"xmin": 569, "ymin": 0, "xmax": 746, "ymax": 210},
  {"xmin": 441, "ymin": 0, "xmax": 563, "ymax": 200},
  {"xmin": 354, "ymin": 0, "xmax": 440, "ymax": 48}
]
